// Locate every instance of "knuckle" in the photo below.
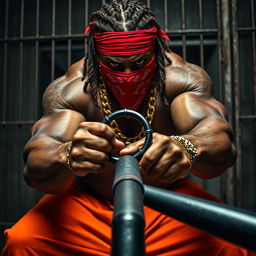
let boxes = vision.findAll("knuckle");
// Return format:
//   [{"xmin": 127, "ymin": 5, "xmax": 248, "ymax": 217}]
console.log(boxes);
[
  {"xmin": 179, "ymin": 158, "xmax": 191, "ymax": 169},
  {"xmin": 148, "ymin": 166, "xmax": 163, "ymax": 178},
  {"xmin": 71, "ymin": 161, "xmax": 82, "ymax": 170},
  {"xmin": 172, "ymin": 145, "xmax": 183, "ymax": 156},
  {"xmin": 98, "ymin": 123, "xmax": 110, "ymax": 134},
  {"xmin": 143, "ymin": 153, "xmax": 154, "ymax": 163},
  {"xmin": 160, "ymin": 135, "xmax": 170, "ymax": 144},
  {"xmin": 79, "ymin": 122, "xmax": 89, "ymax": 128},
  {"xmin": 98, "ymin": 139, "xmax": 111, "ymax": 151},
  {"xmin": 153, "ymin": 133, "xmax": 169, "ymax": 144},
  {"xmin": 70, "ymin": 147, "xmax": 81, "ymax": 158},
  {"xmin": 73, "ymin": 129, "xmax": 88, "ymax": 140},
  {"xmin": 97, "ymin": 152, "xmax": 108, "ymax": 162}
]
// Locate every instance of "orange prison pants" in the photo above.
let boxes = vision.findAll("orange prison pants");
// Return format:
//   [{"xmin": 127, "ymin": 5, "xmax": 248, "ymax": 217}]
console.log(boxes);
[{"xmin": 2, "ymin": 179, "xmax": 254, "ymax": 256}]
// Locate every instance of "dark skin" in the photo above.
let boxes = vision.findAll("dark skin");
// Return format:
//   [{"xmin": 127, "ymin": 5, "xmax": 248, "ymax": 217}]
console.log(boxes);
[{"xmin": 23, "ymin": 51, "xmax": 236, "ymax": 201}]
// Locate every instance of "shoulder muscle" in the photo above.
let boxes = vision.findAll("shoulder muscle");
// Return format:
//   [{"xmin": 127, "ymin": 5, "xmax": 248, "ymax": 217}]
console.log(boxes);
[
  {"xmin": 165, "ymin": 52, "xmax": 212, "ymax": 99},
  {"xmin": 42, "ymin": 58, "xmax": 86, "ymax": 114}
]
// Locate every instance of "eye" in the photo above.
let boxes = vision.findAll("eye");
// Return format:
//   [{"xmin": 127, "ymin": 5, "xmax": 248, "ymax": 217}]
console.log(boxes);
[
  {"xmin": 135, "ymin": 59, "xmax": 145, "ymax": 65},
  {"xmin": 109, "ymin": 62, "xmax": 119, "ymax": 67}
]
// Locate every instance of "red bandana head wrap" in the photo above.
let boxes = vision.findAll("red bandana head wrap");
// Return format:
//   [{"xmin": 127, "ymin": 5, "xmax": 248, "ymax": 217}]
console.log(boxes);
[
  {"xmin": 85, "ymin": 22, "xmax": 170, "ymax": 110},
  {"xmin": 85, "ymin": 23, "xmax": 170, "ymax": 56},
  {"xmin": 99, "ymin": 55, "xmax": 156, "ymax": 110}
]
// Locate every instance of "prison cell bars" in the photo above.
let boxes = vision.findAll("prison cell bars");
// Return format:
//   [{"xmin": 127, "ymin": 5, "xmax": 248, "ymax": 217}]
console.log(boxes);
[
  {"xmin": 0, "ymin": 0, "xmax": 256, "ymax": 247},
  {"xmin": 231, "ymin": 0, "xmax": 256, "ymax": 208},
  {"xmin": 221, "ymin": 0, "xmax": 235, "ymax": 205}
]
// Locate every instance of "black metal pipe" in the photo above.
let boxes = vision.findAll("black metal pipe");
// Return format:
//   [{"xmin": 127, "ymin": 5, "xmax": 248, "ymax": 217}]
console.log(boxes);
[
  {"xmin": 144, "ymin": 185, "xmax": 256, "ymax": 252},
  {"xmin": 112, "ymin": 155, "xmax": 145, "ymax": 256}
]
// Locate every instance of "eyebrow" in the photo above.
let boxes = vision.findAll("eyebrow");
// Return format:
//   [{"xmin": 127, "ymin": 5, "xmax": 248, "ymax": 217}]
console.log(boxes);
[
  {"xmin": 104, "ymin": 52, "xmax": 152, "ymax": 62},
  {"xmin": 133, "ymin": 52, "xmax": 152, "ymax": 61}
]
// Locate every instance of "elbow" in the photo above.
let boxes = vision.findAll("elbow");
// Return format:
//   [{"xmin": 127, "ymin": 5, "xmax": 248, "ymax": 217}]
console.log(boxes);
[
  {"xmin": 225, "ymin": 142, "xmax": 237, "ymax": 168},
  {"xmin": 23, "ymin": 165, "xmax": 73, "ymax": 194},
  {"xmin": 219, "ymin": 137, "xmax": 237, "ymax": 170},
  {"xmin": 192, "ymin": 141, "xmax": 237, "ymax": 179},
  {"xmin": 211, "ymin": 141, "xmax": 237, "ymax": 174}
]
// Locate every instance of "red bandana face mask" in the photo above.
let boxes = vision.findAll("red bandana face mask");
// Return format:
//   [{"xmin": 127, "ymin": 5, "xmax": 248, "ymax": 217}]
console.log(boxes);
[
  {"xmin": 99, "ymin": 55, "xmax": 156, "ymax": 110},
  {"xmin": 84, "ymin": 23, "xmax": 170, "ymax": 110}
]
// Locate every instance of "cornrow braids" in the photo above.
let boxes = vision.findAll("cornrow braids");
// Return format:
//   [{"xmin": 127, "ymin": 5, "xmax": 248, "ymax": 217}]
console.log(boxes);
[{"xmin": 82, "ymin": 0, "xmax": 171, "ymax": 109}]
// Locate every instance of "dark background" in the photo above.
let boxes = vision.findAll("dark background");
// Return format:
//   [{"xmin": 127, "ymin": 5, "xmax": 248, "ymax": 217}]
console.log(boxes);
[{"xmin": 0, "ymin": 0, "xmax": 256, "ymax": 250}]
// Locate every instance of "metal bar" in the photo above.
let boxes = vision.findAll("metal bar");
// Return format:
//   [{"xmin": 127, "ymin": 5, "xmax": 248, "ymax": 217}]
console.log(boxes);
[
  {"xmin": 237, "ymin": 27, "xmax": 256, "ymax": 31},
  {"xmin": 51, "ymin": 0, "xmax": 56, "ymax": 81},
  {"xmin": 0, "ymin": 29, "xmax": 221, "ymax": 43},
  {"xmin": 239, "ymin": 115, "xmax": 256, "ymax": 119},
  {"xmin": 144, "ymin": 185, "xmax": 256, "ymax": 252},
  {"xmin": 181, "ymin": 0, "xmax": 186, "ymax": 59},
  {"xmin": 3, "ymin": 0, "xmax": 9, "ymax": 122},
  {"xmin": 168, "ymin": 28, "xmax": 218, "ymax": 33},
  {"xmin": 165, "ymin": 39, "xmax": 218, "ymax": 47},
  {"xmin": 84, "ymin": 0, "xmax": 88, "ymax": 55},
  {"xmin": 147, "ymin": 0, "xmax": 150, "ymax": 8},
  {"xmin": 17, "ymin": 0, "xmax": 25, "ymax": 215},
  {"xmin": 2, "ymin": 43, "xmax": 7, "ymax": 120},
  {"xmin": 251, "ymin": 0, "xmax": 256, "ymax": 113},
  {"xmin": 216, "ymin": 0, "xmax": 223, "ymax": 100},
  {"xmin": 0, "ymin": 121, "xmax": 35, "ymax": 125},
  {"xmin": 17, "ymin": 125, "xmax": 23, "ymax": 214},
  {"xmin": 1, "ymin": 0, "xmax": 9, "ymax": 225},
  {"xmin": 1, "ymin": 125, "xmax": 7, "ymax": 221},
  {"xmin": 34, "ymin": 0, "xmax": 40, "ymax": 119},
  {"xmin": 198, "ymin": 0, "xmax": 206, "ymax": 190},
  {"xmin": 0, "ymin": 126, "xmax": 2, "ymax": 220},
  {"xmin": 252, "ymin": 0, "xmax": 256, "ymax": 211},
  {"xmin": 221, "ymin": 0, "xmax": 234, "ymax": 205},
  {"xmin": 164, "ymin": 0, "xmax": 168, "ymax": 32},
  {"xmin": 19, "ymin": 0, "xmax": 24, "ymax": 121},
  {"xmin": 198, "ymin": 0, "xmax": 204, "ymax": 68},
  {"xmin": 0, "ymin": 222, "xmax": 15, "ymax": 226},
  {"xmin": 231, "ymin": 0, "xmax": 242, "ymax": 207},
  {"xmin": 112, "ymin": 156, "xmax": 145, "ymax": 256},
  {"xmin": 0, "ymin": 34, "xmax": 87, "ymax": 42},
  {"xmin": 68, "ymin": 0, "xmax": 72, "ymax": 67}
]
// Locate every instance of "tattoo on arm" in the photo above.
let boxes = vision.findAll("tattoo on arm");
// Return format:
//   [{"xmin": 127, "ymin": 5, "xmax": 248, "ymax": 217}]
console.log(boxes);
[
  {"xmin": 186, "ymin": 63, "xmax": 212, "ymax": 96},
  {"xmin": 42, "ymin": 79, "xmax": 70, "ymax": 114},
  {"xmin": 171, "ymin": 63, "xmax": 212, "ymax": 97}
]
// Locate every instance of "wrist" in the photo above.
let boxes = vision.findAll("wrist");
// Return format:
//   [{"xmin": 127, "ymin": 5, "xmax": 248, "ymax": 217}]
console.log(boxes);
[
  {"xmin": 170, "ymin": 135, "xmax": 198, "ymax": 167},
  {"xmin": 66, "ymin": 142, "xmax": 74, "ymax": 173}
]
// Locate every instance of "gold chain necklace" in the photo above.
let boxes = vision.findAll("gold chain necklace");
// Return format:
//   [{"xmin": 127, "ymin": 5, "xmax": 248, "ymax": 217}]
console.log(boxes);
[{"xmin": 99, "ymin": 80, "xmax": 156, "ymax": 144}]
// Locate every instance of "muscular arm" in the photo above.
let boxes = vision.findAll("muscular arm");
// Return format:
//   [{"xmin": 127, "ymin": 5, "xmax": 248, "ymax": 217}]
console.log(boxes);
[
  {"xmin": 168, "ymin": 53, "xmax": 236, "ymax": 178},
  {"xmin": 23, "ymin": 110, "xmax": 85, "ymax": 193},
  {"xmin": 23, "ymin": 60, "xmax": 86, "ymax": 193},
  {"xmin": 24, "ymin": 58, "xmax": 125, "ymax": 194}
]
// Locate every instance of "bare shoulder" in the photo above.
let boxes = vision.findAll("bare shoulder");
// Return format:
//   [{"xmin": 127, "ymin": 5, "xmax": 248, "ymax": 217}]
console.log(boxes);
[
  {"xmin": 165, "ymin": 51, "xmax": 212, "ymax": 100},
  {"xmin": 42, "ymin": 57, "xmax": 91, "ymax": 115}
]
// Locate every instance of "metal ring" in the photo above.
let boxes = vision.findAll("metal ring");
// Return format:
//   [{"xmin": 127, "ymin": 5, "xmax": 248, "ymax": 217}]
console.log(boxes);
[{"xmin": 101, "ymin": 109, "xmax": 153, "ymax": 162}]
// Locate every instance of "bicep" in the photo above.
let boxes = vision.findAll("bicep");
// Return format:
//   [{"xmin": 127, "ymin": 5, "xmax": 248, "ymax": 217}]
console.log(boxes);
[
  {"xmin": 31, "ymin": 109, "xmax": 85, "ymax": 141},
  {"xmin": 170, "ymin": 92, "xmax": 228, "ymax": 134}
]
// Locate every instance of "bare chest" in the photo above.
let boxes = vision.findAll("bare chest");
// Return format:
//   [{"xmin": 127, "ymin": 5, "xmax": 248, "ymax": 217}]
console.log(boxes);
[{"xmin": 85, "ymin": 93, "xmax": 176, "ymax": 138}]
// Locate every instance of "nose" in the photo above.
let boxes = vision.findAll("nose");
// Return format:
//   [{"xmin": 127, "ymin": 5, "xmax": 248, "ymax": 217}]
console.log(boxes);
[{"xmin": 124, "ymin": 67, "xmax": 132, "ymax": 73}]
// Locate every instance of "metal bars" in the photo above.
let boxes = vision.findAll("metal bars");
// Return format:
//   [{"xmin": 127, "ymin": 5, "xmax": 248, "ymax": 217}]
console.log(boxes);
[
  {"xmin": 221, "ymin": 0, "xmax": 235, "ymax": 205},
  {"xmin": 231, "ymin": 0, "xmax": 256, "ymax": 208},
  {"xmin": 0, "ymin": 0, "xmax": 256, "ymax": 248}
]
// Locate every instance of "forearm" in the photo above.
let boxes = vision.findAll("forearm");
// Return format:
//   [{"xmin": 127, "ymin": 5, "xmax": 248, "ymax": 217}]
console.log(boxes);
[
  {"xmin": 24, "ymin": 136, "xmax": 75, "ymax": 193},
  {"xmin": 182, "ymin": 116, "xmax": 237, "ymax": 178}
]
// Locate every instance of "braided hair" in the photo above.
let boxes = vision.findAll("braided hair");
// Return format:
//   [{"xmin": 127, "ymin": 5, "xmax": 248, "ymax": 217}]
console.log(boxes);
[{"xmin": 83, "ymin": 0, "xmax": 171, "ymax": 108}]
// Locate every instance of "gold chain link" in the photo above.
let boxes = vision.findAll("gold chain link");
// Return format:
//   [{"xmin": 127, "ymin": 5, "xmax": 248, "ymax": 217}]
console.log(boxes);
[{"xmin": 99, "ymin": 81, "xmax": 156, "ymax": 144}]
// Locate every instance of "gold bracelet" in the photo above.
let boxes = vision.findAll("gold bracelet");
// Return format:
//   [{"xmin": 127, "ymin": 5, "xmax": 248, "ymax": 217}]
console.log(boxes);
[
  {"xmin": 170, "ymin": 135, "xmax": 197, "ymax": 167},
  {"xmin": 66, "ymin": 142, "xmax": 73, "ymax": 172}
]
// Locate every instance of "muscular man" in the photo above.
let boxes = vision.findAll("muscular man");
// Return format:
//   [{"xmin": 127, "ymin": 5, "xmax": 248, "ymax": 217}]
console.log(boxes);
[{"xmin": 2, "ymin": 1, "xmax": 252, "ymax": 255}]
